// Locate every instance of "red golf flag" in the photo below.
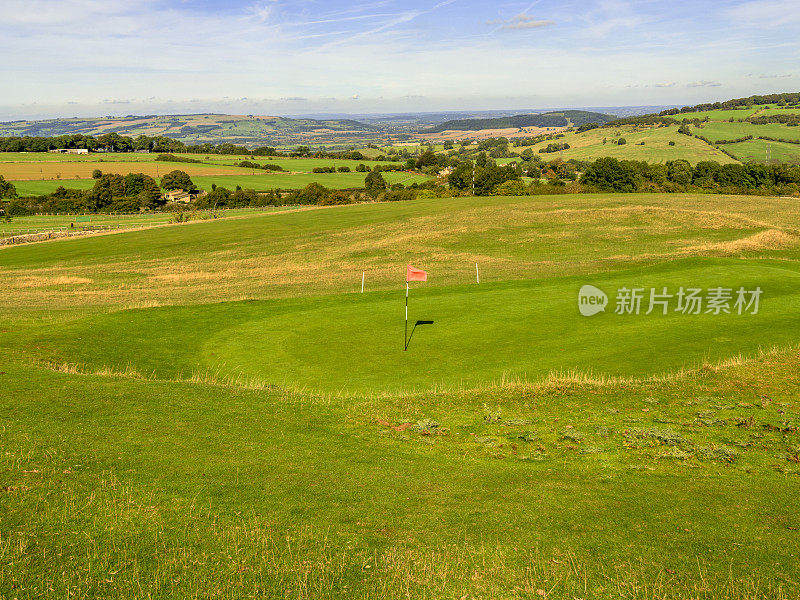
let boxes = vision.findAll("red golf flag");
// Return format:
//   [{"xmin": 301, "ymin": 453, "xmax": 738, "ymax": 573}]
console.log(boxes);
[{"xmin": 406, "ymin": 265, "xmax": 428, "ymax": 282}]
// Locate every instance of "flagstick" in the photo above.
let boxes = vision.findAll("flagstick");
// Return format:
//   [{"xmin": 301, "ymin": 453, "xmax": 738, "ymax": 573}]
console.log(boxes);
[
  {"xmin": 404, "ymin": 281, "xmax": 409, "ymax": 351},
  {"xmin": 361, "ymin": 271, "xmax": 365, "ymax": 293},
  {"xmin": 476, "ymin": 262, "xmax": 480, "ymax": 284}
]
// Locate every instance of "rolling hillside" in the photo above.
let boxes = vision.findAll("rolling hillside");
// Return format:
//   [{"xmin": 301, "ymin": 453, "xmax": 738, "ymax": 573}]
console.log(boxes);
[
  {"xmin": 425, "ymin": 110, "xmax": 616, "ymax": 133},
  {"xmin": 0, "ymin": 114, "xmax": 380, "ymax": 147}
]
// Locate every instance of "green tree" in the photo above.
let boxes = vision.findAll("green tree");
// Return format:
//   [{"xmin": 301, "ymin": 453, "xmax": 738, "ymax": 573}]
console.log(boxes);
[
  {"xmin": 364, "ymin": 171, "xmax": 387, "ymax": 196},
  {"xmin": 580, "ymin": 157, "xmax": 641, "ymax": 192},
  {"xmin": 87, "ymin": 174, "xmax": 127, "ymax": 209},
  {"xmin": 415, "ymin": 149, "xmax": 439, "ymax": 169},
  {"xmin": 124, "ymin": 173, "xmax": 162, "ymax": 208},
  {"xmin": 92, "ymin": 169, "xmax": 103, "ymax": 179},
  {"xmin": 0, "ymin": 175, "xmax": 17, "ymax": 199},
  {"xmin": 198, "ymin": 187, "xmax": 232, "ymax": 208},
  {"xmin": 160, "ymin": 170, "xmax": 195, "ymax": 191},
  {"xmin": 666, "ymin": 160, "xmax": 693, "ymax": 185},
  {"xmin": 292, "ymin": 182, "xmax": 329, "ymax": 204}
]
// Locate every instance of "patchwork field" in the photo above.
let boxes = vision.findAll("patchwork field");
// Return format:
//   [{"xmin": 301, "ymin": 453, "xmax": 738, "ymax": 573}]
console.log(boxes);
[
  {"xmin": 0, "ymin": 160, "xmax": 247, "ymax": 180},
  {"xmin": 0, "ymin": 151, "xmax": 427, "ymax": 195},
  {"xmin": 2, "ymin": 193, "xmax": 800, "ymax": 598}
]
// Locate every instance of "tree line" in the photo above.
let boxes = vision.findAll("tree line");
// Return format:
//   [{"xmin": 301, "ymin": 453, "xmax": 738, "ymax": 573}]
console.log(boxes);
[
  {"xmin": 0, "ymin": 133, "xmax": 388, "ymax": 161},
  {"xmin": 0, "ymin": 168, "xmax": 441, "ymax": 216}
]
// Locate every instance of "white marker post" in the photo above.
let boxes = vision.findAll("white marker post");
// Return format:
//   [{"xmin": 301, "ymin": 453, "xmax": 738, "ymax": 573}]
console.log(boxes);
[
  {"xmin": 361, "ymin": 271, "xmax": 365, "ymax": 293},
  {"xmin": 404, "ymin": 281, "xmax": 409, "ymax": 350},
  {"xmin": 476, "ymin": 262, "xmax": 480, "ymax": 284}
]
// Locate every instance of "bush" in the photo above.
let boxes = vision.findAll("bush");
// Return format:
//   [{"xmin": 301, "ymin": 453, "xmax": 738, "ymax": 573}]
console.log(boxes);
[
  {"xmin": 494, "ymin": 180, "xmax": 528, "ymax": 196},
  {"xmin": 91, "ymin": 169, "xmax": 103, "ymax": 179}
]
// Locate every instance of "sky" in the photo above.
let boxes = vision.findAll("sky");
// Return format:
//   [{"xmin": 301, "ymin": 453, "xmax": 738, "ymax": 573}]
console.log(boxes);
[{"xmin": 1, "ymin": 0, "xmax": 799, "ymax": 120}]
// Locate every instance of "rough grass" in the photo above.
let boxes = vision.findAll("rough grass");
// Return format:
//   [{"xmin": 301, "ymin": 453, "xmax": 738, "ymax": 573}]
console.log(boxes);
[
  {"xmin": 2, "ymin": 191, "xmax": 800, "ymax": 597},
  {"xmin": 3, "ymin": 193, "xmax": 800, "ymax": 314}
]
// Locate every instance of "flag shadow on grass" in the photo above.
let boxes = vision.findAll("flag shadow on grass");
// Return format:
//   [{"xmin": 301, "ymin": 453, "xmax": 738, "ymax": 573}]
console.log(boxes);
[{"xmin": 405, "ymin": 320, "xmax": 434, "ymax": 351}]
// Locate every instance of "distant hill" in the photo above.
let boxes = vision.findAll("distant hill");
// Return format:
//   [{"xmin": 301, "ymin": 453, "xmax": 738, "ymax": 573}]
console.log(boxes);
[
  {"xmin": 0, "ymin": 114, "xmax": 379, "ymax": 147},
  {"xmin": 424, "ymin": 110, "xmax": 616, "ymax": 133}
]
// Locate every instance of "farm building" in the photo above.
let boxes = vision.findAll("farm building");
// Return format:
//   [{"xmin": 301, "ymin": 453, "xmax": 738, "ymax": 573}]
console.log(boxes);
[
  {"xmin": 164, "ymin": 190, "xmax": 206, "ymax": 203},
  {"xmin": 164, "ymin": 190, "xmax": 193, "ymax": 203},
  {"xmin": 48, "ymin": 148, "xmax": 89, "ymax": 154}
]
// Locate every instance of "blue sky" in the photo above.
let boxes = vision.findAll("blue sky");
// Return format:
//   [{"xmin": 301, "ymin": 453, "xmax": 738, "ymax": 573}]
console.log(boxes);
[{"xmin": 1, "ymin": 0, "xmax": 798, "ymax": 119}]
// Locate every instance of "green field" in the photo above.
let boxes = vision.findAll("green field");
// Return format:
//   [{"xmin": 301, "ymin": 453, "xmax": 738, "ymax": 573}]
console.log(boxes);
[
  {"xmin": 514, "ymin": 124, "xmax": 737, "ymax": 164},
  {"xmin": 693, "ymin": 121, "xmax": 800, "ymax": 143},
  {"xmin": 10, "ymin": 178, "xmax": 96, "ymax": 196},
  {"xmin": 672, "ymin": 107, "xmax": 760, "ymax": 121},
  {"xmin": 3, "ymin": 193, "xmax": 800, "ymax": 597},
  {"xmin": 174, "ymin": 155, "xmax": 406, "ymax": 171},
  {"xmin": 724, "ymin": 138, "xmax": 800, "ymax": 164},
  {"xmin": 9, "ymin": 171, "xmax": 431, "ymax": 196},
  {"xmin": 0, "ymin": 207, "xmax": 299, "ymax": 237}
]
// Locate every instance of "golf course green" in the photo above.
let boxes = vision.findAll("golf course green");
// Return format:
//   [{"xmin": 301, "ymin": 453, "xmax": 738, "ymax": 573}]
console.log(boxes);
[{"xmin": 19, "ymin": 257, "xmax": 800, "ymax": 393}]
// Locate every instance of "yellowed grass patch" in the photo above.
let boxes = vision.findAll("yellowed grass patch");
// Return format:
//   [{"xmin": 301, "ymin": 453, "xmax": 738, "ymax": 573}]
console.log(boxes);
[
  {"xmin": 687, "ymin": 229, "xmax": 799, "ymax": 254},
  {"xmin": 17, "ymin": 275, "xmax": 93, "ymax": 287}
]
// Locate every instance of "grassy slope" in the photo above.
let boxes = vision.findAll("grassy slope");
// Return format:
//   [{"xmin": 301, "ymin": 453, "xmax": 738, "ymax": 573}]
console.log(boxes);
[
  {"xmin": 695, "ymin": 121, "xmax": 800, "ymax": 143},
  {"xmin": 2, "ymin": 193, "xmax": 800, "ymax": 597},
  {"xmin": 672, "ymin": 108, "xmax": 761, "ymax": 121},
  {"xmin": 724, "ymin": 139, "xmax": 800, "ymax": 164},
  {"xmin": 514, "ymin": 124, "xmax": 737, "ymax": 164}
]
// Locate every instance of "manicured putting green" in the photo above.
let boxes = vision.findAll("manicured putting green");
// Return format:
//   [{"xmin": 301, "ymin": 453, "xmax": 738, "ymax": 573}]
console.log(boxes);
[{"xmin": 31, "ymin": 258, "xmax": 800, "ymax": 393}]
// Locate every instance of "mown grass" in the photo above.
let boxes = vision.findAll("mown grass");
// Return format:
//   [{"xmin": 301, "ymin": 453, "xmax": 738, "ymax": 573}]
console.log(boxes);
[
  {"xmin": 2, "ymin": 192, "xmax": 800, "ymax": 597},
  {"xmin": 16, "ymin": 259, "xmax": 800, "ymax": 393}
]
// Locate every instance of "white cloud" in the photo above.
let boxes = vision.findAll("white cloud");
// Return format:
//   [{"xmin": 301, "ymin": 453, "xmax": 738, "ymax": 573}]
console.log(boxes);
[
  {"xmin": 727, "ymin": 0, "xmax": 800, "ymax": 26},
  {"xmin": 686, "ymin": 80, "xmax": 722, "ymax": 88},
  {"xmin": 488, "ymin": 14, "xmax": 555, "ymax": 31}
]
